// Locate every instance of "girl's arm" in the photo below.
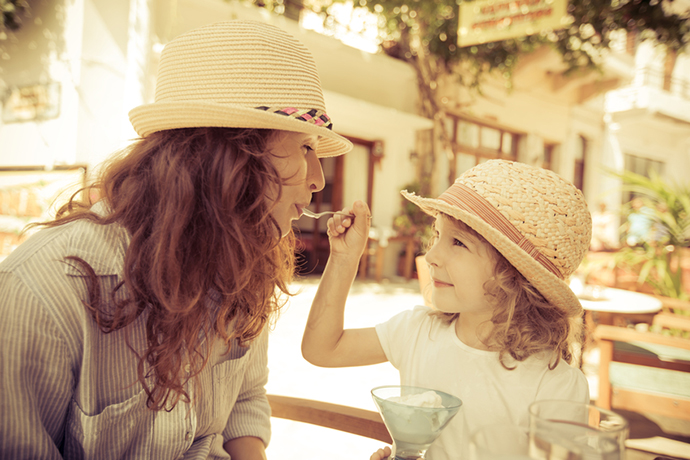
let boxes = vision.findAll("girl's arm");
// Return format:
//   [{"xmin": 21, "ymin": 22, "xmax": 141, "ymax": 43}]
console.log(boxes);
[{"xmin": 301, "ymin": 200, "xmax": 387, "ymax": 368}]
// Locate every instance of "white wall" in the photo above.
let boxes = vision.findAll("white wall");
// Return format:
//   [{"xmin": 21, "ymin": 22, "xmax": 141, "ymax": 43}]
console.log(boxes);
[
  {"xmin": 0, "ymin": 0, "xmax": 150, "ymax": 175},
  {"xmin": 0, "ymin": 0, "xmax": 82, "ymax": 167},
  {"xmin": 75, "ymin": 0, "xmax": 142, "ymax": 171},
  {"xmin": 157, "ymin": 0, "xmax": 432, "ymax": 278}
]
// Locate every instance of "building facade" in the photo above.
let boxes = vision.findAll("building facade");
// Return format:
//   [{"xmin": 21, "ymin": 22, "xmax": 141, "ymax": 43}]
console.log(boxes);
[{"xmin": 1, "ymin": 0, "xmax": 688, "ymax": 277}]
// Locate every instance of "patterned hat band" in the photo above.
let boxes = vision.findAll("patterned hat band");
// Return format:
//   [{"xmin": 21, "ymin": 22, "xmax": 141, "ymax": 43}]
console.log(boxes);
[
  {"xmin": 255, "ymin": 106, "xmax": 333, "ymax": 130},
  {"xmin": 438, "ymin": 183, "xmax": 563, "ymax": 279}
]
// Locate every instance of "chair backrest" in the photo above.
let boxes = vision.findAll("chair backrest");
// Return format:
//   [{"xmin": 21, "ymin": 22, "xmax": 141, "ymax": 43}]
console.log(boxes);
[
  {"xmin": 653, "ymin": 295, "xmax": 690, "ymax": 316},
  {"xmin": 267, "ymin": 394, "xmax": 392, "ymax": 444},
  {"xmin": 594, "ymin": 324, "xmax": 690, "ymax": 421},
  {"xmin": 653, "ymin": 312, "xmax": 690, "ymax": 334}
]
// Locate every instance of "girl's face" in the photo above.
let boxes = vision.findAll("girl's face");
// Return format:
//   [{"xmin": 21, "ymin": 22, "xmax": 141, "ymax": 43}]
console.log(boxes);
[
  {"xmin": 425, "ymin": 215, "xmax": 496, "ymax": 318},
  {"xmin": 266, "ymin": 131, "xmax": 325, "ymax": 237}
]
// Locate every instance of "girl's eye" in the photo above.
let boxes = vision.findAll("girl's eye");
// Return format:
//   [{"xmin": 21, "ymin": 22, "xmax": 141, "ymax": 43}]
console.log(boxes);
[
  {"xmin": 453, "ymin": 238, "xmax": 467, "ymax": 248},
  {"xmin": 303, "ymin": 145, "xmax": 315, "ymax": 155}
]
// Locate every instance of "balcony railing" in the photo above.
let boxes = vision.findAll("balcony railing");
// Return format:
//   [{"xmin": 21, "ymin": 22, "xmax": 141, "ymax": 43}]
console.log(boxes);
[{"xmin": 636, "ymin": 67, "xmax": 690, "ymax": 101}]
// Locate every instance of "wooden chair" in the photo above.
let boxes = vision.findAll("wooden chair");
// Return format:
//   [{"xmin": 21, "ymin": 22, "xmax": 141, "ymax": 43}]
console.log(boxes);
[
  {"xmin": 652, "ymin": 294, "xmax": 690, "ymax": 333},
  {"xmin": 267, "ymin": 394, "xmax": 392, "ymax": 444},
  {"xmin": 593, "ymin": 295, "xmax": 690, "ymax": 421}
]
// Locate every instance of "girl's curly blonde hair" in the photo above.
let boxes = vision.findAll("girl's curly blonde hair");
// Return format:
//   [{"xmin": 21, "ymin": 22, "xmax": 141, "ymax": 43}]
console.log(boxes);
[{"xmin": 428, "ymin": 215, "xmax": 582, "ymax": 369}]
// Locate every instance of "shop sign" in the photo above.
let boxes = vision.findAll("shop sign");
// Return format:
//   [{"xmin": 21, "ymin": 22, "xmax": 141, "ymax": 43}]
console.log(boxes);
[{"xmin": 458, "ymin": 0, "xmax": 568, "ymax": 47}]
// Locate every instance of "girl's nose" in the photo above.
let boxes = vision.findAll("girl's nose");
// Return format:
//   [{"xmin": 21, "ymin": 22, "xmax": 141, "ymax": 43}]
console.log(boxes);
[
  {"xmin": 307, "ymin": 152, "xmax": 325, "ymax": 192},
  {"xmin": 425, "ymin": 241, "xmax": 440, "ymax": 267}
]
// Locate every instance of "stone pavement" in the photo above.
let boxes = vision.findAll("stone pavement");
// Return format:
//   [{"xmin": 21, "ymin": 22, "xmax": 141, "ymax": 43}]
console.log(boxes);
[
  {"xmin": 265, "ymin": 276, "xmax": 417, "ymax": 460},
  {"xmin": 263, "ymin": 276, "xmax": 690, "ymax": 460}
]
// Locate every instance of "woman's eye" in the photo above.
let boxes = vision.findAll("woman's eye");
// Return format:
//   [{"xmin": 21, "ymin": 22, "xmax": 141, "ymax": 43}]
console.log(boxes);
[{"xmin": 303, "ymin": 145, "xmax": 315, "ymax": 155}]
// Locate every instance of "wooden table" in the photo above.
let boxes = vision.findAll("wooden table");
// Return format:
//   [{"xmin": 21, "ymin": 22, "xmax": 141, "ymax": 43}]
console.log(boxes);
[
  {"xmin": 578, "ymin": 286, "xmax": 662, "ymax": 327},
  {"xmin": 577, "ymin": 286, "xmax": 663, "ymax": 353}
]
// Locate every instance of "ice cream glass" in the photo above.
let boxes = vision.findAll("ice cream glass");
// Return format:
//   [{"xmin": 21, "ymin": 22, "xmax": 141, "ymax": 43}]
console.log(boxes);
[{"xmin": 371, "ymin": 385, "xmax": 463, "ymax": 460}]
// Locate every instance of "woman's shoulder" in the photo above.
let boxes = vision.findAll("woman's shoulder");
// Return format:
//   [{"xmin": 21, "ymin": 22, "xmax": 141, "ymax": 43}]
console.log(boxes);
[
  {"xmin": 62, "ymin": 215, "xmax": 129, "ymax": 277},
  {"xmin": 1, "ymin": 201, "xmax": 121, "ymax": 272},
  {"xmin": 0, "ymin": 223, "xmax": 72, "ymax": 272}
]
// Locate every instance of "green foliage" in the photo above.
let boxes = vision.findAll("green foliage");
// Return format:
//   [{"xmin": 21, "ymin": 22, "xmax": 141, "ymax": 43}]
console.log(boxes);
[
  {"xmin": 306, "ymin": 0, "xmax": 690, "ymax": 89},
  {"xmin": 1, "ymin": 0, "xmax": 29, "ymax": 32},
  {"xmin": 551, "ymin": 0, "xmax": 690, "ymax": 73},
  {"xmin": 614, "ymin": 169, "xmax": 690, "ymax": 299},
  {"xmin": 618, "ymin": 169, "xmax": 690, "ymax": 248},
  {"xmin": 393, "ymin": 182, "xmax": 434, "ymax": 244}
]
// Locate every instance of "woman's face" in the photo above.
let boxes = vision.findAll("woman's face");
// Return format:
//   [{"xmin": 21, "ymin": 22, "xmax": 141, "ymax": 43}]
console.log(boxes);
[{"xmin": 266, "ymin": 131, "xmax": 326, "ymax": 236}]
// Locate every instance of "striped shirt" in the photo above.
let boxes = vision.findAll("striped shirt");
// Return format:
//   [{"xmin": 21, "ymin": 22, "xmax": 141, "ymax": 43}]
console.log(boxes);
[{"xmin": 0, "ymin": 211, "xmax": 271, "ymax": 459}]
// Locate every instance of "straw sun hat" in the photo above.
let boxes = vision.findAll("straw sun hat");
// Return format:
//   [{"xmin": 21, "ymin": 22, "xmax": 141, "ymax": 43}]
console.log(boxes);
[
  {"xmin": 129, "ymin": 20, "xmax": 352, "ymax": 157},
  {"xmin": 403, "ymin": 160, "xmax": 592, "ymax": 316}
]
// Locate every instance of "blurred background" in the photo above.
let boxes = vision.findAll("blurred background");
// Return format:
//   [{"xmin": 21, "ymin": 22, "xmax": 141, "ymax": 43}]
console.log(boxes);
[
  {"xmin": 1, "ymin": 0, "xmax": 689, "ymax": 288},
  {"xmin": 1, "ymin": 0, "xmax": 689, "ymax": 457}
]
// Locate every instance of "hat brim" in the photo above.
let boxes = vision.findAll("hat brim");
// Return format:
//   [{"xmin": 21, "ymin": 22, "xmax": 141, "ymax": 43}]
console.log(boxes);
[
  {"xmin": 129, "ymin": 101, "xmax": 353, "ymax": 157},
  {"xmin": 402, "ymin": 191, "xmax": 583, "ymax": 317}
]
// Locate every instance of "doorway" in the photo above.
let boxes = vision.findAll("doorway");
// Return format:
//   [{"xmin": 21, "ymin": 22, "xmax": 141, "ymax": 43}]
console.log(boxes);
[{"xmin": 294, "ymin": 139, "xmax": 377, "ymax": 274}]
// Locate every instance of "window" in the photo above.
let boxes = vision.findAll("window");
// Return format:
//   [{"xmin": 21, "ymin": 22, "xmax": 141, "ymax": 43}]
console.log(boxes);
[
  {"xmin": 622, "ymin": 153, "xmax": 665, "ymax": 203},
  {"xmin": 294, "ymin": 137, "xmax": 377, "ymax": 274},
  {"xmin": 573, "ymin": 135, "xmax": 587, "ymax": 191},
  {"xmin": 451, "ymin": 116, "xmax": 520, "ymax": 173},
  {"xmin": 542, "ymin": 143, "xmax": 557, "ymax": 171}
]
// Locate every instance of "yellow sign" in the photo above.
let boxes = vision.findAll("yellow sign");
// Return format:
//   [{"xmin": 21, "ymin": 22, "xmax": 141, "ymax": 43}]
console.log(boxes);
[{"xmin": 458, "ymin": 0, "xmax": 568, "ymax": 47}]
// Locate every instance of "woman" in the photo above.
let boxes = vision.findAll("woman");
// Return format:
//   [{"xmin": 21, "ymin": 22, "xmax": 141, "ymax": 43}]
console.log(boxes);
[{"xmin": 0, "ymin": 20, "xmax": 351, "ymax": 459}]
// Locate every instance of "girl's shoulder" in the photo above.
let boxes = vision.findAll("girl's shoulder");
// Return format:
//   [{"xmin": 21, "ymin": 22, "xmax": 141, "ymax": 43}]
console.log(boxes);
[
  {"xmin": 376, "ymin": 305, "xmax": 448, "ymax": 337},
  {"xmin": 396, "ymin": 304, "xmax": 448, "ymax": 327},
  {"xmin": 517, "ymin": 351, "xmax": 587, "ymax": 382},
  {"xmin": 519, "ymin": 353, "xmax": 590, "ymax": 401}
]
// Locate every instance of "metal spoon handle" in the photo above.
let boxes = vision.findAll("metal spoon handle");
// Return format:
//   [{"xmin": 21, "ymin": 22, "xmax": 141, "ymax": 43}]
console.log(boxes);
[{"xmin": 302, "ymin": 209, "xmax": 355, "ymax": 219}]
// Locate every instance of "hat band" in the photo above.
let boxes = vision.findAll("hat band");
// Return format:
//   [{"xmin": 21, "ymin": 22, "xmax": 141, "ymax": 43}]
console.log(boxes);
[
  {"xmin": 438, "ymin": 183, "xmax": 563, "ymax": 280},
  {"xmin": 255, "ymin": 106, "xmax": 333, "ymax": 130}
]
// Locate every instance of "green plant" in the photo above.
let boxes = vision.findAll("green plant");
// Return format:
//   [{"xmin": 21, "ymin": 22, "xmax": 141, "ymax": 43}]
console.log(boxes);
[
  {"xmin": 613, "ymin": 169, "xmax": 690, "ymax": 300},
  {"xmin": 1, "ymin": 0, "xmax": 29, "ymax": 32},
  {"xmin": 393, "ymin": 182, "xmax": 434, "ymax": 247}
]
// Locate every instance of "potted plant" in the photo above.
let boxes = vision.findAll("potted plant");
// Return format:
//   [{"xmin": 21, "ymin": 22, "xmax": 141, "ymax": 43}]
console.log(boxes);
[
  {"xmin": 613, "ymin": 169, "xmax": 690, "ymax": 301},
  {"xmin": 393, "ymin": 182, "xmax": 434, "ymax": 304}
]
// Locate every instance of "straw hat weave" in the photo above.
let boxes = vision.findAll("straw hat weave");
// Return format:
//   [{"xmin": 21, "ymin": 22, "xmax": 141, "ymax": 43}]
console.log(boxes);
[
  {"xmin": 403, "ymin": 160, "xmax": 592, "ymax": 316},
  {"xmin": 129, "ymin": 20, "xmax": 352, "ymax": 157}
]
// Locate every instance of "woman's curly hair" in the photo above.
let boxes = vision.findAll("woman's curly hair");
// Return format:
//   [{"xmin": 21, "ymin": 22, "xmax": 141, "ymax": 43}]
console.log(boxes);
[
  {"xmin": 40, "ymin": 127, "xmax": 296, "ymax": 410},
  {"xmin": 428, "ymin": 215, "xmax": 582, "ymax": 369}
]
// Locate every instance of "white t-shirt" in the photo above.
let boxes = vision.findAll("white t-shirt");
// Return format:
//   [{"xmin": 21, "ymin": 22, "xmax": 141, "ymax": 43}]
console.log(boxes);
[{"xmin": 375, "ymin": 305, "xmax": 589, "ymax": 460}]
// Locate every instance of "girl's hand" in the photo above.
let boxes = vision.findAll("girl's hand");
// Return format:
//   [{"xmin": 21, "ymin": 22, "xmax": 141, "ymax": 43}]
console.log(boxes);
[
  {"xmin": 326, "ymin": 200, "xmax": 371, "ymax": 260},
  {"xmin": 370, "ymin": 446, "xmax": 391, "ymax": 460}
]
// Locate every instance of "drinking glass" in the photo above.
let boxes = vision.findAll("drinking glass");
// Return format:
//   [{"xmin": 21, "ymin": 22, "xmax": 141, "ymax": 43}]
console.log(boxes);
[
  {"xmin": 371, "ymin": 385, "xmax": 462, "ymax": 460},
  {"xmin": 469, "ymin": 423, "xmax": 531, "ymax": 460},
  {"xmin": 528, "ymin": 400, "xmax": 628, "ymax": 460}
]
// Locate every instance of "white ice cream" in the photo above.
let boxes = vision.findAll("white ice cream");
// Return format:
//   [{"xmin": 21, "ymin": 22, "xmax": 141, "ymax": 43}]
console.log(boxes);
[
  {"xmin": 379, "ymin": 390, "xmax": 450, "ymax": 445},
  {"xmin": 388, "ymin": 390, "xmax": 444, "ymax": 408}
]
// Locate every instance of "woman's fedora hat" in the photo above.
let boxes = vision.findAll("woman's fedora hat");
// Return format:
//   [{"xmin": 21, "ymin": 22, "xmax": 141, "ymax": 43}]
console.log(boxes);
[
  {"xmin": 129, "ymin": 20, "xmax": 352, "ymax": 157},
  {"xmin": 403, "ymin": 160, "xmax": 592, "ymax": 316}
]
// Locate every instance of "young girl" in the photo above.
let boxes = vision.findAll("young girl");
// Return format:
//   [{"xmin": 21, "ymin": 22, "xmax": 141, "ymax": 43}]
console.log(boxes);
[{"xmin": 302, "ymin": 160, "xmax": 592, "ymax": 460}]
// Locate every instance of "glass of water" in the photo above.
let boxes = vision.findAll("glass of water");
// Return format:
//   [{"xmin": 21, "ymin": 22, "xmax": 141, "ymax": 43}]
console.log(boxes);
[
  {"xmin": 470, "ymin": 423, "xmax": 530, "ymax": 460},
  {"xmin": 528, "ymin": 400, "xmax": 628, "ymax": 460}
]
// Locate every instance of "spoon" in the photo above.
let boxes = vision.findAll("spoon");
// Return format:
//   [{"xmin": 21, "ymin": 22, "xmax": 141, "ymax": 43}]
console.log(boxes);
[{"xmin": 301, "ymin": 209, "xmax": 355, "ymax": 219}]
